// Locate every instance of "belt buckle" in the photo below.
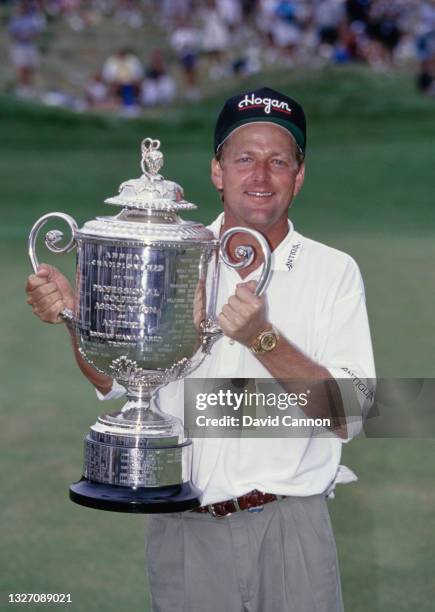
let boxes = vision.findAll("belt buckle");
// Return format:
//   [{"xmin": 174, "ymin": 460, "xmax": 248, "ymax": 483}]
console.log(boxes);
[{"xmin": 209, "ymin": 504, "xmax": 231, "ymax": 519}]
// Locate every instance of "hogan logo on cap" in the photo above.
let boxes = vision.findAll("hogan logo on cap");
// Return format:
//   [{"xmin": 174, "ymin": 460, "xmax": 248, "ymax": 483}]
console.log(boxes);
[
  {"xmin": 213, "ymin": 87, "xmax": 307, "ymax": 155},
  {"xmin": 237, "ymin": 93, "xmax": 292, "ymax": 116}
]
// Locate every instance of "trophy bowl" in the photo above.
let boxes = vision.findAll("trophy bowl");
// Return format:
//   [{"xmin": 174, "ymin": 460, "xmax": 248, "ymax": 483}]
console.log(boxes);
[{"xmin": 28, "ymin": 137, "xmax": 271, "ymax": 513}]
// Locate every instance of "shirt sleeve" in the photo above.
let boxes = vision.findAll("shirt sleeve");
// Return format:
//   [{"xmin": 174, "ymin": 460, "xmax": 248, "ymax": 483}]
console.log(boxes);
[
  {"xmin": 95, "ymin": 379, "xmax": 126, "ymax": 401},
  {"xmin": 315, "ymin": 258, "xmax": 376, "ymax": 442}
]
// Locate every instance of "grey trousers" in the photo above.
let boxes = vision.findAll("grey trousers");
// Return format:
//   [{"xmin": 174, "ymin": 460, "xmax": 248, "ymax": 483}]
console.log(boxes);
[{"xmin": 146, "ymin": 494, "xmax": 344, "ymax": 612}]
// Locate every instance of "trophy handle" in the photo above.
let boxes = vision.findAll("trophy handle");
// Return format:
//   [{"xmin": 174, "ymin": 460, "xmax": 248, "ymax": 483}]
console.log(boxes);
[
  {"xmin": 219, "ymin": 226, "xmax": 271, "ymax": 296},
  {"xmin": 28, "ymin": 212, "xmax": 78, "ymax": 323},
  {"xmin": 200, "ymin": 226, "xmax": 272, "ymax": 351}
]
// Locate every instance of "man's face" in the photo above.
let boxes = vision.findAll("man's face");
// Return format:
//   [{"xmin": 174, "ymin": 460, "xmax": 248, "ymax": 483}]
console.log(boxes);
[{"xmin": 211, "ymin": 123, "xmax": 305, "ymax": 232}]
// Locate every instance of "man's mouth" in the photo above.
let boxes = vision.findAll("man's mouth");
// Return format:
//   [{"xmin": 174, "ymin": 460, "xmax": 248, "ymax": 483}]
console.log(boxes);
[{"xmin": 245, "ymin": 191, "xmax": 273, "ymax": 198}]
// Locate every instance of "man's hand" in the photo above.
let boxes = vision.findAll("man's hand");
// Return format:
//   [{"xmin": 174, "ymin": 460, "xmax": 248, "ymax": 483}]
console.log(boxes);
[
  {"xmin": 26, "ymin": 264, "xmax": 114, "ymax": 395},
  {"xmin": 218, "ymin": 280, "xmax": 269, "ymax": 346},
  {"xmin": 26, "ymin": 264, "xmax": 74, "ymax": 324}
]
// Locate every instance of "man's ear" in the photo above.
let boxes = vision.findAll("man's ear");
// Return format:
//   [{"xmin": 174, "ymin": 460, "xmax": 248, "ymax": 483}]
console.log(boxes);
[
  {"xmin": 211, "ymin": 158, "xmax": 224, "ymax": 191},
  {"xmin": 294, "ymin": 162, "xmax": 305, "ymax": 197}
]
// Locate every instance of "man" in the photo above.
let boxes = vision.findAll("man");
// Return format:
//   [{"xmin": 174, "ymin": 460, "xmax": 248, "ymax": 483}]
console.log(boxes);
[
  {"xmin": 9, "ymin": 1, "xmax": 45, "ymax": 97},
  {"xmin": 102, "ymin": 48, "xmax": 144, "ymax": 110},
  {"xmin": 26, "ymin": 87, "xmax": 375, "ymax": 611}
]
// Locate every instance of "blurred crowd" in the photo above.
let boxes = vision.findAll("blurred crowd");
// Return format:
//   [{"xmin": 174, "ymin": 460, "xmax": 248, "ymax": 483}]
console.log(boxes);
[{"xmin": 4, "ymin": 0, "xmax": 435, "ymax": 110}]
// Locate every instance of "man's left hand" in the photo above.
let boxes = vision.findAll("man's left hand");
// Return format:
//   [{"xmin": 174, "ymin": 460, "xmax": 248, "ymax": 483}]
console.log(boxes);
[{"xmin": 218, "ymin": 280, "xmax": 269, "ymax": 347}]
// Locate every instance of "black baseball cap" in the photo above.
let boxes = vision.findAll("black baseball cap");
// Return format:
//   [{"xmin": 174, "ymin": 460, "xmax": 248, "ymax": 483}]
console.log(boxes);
[{"xmin": 214, "ymin": 86, "xmax": 306, "ymax": 156}]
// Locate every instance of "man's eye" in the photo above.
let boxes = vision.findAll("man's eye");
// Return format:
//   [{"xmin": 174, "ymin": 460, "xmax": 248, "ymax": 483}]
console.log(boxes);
[
  {"xmin": 237, "ymin": 156, "xmax": 252, "ymax": 163},
  {"xmin": 272, "ymin": 159, "xmax": 287, "ymax": 167}
]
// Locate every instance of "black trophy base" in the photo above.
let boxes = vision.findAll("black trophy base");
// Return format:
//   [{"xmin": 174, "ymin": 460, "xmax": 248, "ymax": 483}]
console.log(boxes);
[{"xmin": 69, "ymin": 477, "xmax": 201, "ymax": 513}]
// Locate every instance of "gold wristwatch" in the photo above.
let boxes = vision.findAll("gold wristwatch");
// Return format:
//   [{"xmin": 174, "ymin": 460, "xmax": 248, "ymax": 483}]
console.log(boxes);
[{"xmin": 249, "ymin": 326, "xmax": 279, "ymax": 354}]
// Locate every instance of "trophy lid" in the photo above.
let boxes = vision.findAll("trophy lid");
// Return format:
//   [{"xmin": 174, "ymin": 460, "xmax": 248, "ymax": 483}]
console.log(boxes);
[
  {"xmin": 77, "ymin": 138, "xmax": 215, "ymax": 243},
  {"xmin": 104, "ymin": 137, "xmax": 196, "ymax": 212}
]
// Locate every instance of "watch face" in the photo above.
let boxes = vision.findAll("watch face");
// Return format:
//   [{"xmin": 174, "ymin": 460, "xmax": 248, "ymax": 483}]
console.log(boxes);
[{"xmin": 260, "ymin": 332, "xmax": 277, "ymax": 352}]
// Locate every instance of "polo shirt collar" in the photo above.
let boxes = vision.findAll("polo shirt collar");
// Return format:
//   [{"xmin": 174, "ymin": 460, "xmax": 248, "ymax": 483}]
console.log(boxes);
[{"xmin": 207, "ymin": 212, "xmax": 303, "ymax": 272}]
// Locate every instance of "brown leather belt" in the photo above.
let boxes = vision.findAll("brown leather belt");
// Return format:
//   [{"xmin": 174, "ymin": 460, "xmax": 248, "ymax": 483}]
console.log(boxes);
[{"xmin": 192, "ymin": 489, "xmax": 286, "ymax": 518}]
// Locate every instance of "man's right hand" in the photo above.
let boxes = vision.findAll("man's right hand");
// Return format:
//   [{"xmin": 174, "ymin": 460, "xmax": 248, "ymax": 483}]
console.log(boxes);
[{"xmin": 26, "ymin": 264, "xmax": 74, "ymax": 324}]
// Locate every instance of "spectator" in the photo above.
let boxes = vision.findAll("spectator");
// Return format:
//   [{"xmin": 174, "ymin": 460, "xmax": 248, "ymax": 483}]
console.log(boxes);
[
  {"xmin": 256, "ymin": 0, "xmax": 280, "ymax": 63},
  {"xmin": 270, "ymin": 0, "xmax": 304, "ymax": 65},
  {"xmin": 201, "ymin": 0, "xmax": 231, "ymax": 80},
  {"xmin": 346, "ymin": 0, "xmax": 372, "ymax": 27},
  {"xmin": 314, "ymin": 0, "xmax": 346, "ymax": 59},
  {"xmin": 85, "ymin": 71, "xmax": 116, "ymax": 110},
  {"xmin": 366, "ymin": 2, "xmax": 403, "ymax": 69},
  {"xmin": 8, "ymin": 0, "xmax": 46, "ymax": 97},
  {"xmin": 102, "ymin": 47, "xmax": 143, "ymax": 110},
  {"xmin": 416, "ymin": 1, "xmax": 435, "ymax": 61},
  {"xmin": 141, "ymin": 50, "xmax": 177, "ymax": 106},
  {"xmin": 414, "ymin": 0, "xmax": 435, "ymax": 96},
  {"xmin": 114, "ymin": 0, "xmax": 144, "ymax": 29},
  {"xmin": 241, "ymin": 0, "xmax": 258, "ymax": 19},
  {"xmin": 159, "ymin": 0, "xmax": 192, "ymax": 29},
  {"xmin": 170, "ymin": 16, "xmax": 201, "ymax": 100},
  {"xmin": 417, "ymin": 57, "xmax": 435, "ymax": 96},
  {"xmin": 335, "ymin": 24, "xmax": 362, "ymax": 62},
  {"xmin": 216, "ymin": 0, "xmax": 243, "ymax": 31}
]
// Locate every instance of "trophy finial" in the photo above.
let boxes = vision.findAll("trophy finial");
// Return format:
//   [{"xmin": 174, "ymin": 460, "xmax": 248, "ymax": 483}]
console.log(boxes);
[
  {"xmin": 104, "ymin": 136, "xmax": 195, "ymax": 210},
  {"xmin": 141, "ymin": 137, "xmax": 163, "ymax": 176}
]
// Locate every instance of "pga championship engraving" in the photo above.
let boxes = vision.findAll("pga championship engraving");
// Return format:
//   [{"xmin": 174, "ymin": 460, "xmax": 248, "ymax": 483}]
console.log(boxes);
[{"xmin": 28, "ymin": 137, "xmax": 271, "ymax": 513}]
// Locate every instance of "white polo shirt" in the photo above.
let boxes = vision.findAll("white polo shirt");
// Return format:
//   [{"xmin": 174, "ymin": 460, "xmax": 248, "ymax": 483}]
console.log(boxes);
[{"xmin": 99, "ymin": 213, "xmax": 375, "ymax": 505}]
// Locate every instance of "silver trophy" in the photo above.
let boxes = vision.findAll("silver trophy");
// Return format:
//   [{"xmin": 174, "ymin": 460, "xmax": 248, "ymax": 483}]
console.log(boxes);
[{"xmin": 28, "ymin": 138, "xmax": 271, "ymax": 513}]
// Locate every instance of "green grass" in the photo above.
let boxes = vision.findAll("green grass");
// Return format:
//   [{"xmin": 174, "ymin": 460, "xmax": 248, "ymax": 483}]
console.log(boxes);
[{"xmin": 1, "ymin": 68, "xmax": 435, "ymax": 611}]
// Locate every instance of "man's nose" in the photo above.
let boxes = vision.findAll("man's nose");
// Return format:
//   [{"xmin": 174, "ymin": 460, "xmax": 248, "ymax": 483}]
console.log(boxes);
[{"xmin": 252, "ymin": 160, "xmax": 269, "ymax": 182}]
